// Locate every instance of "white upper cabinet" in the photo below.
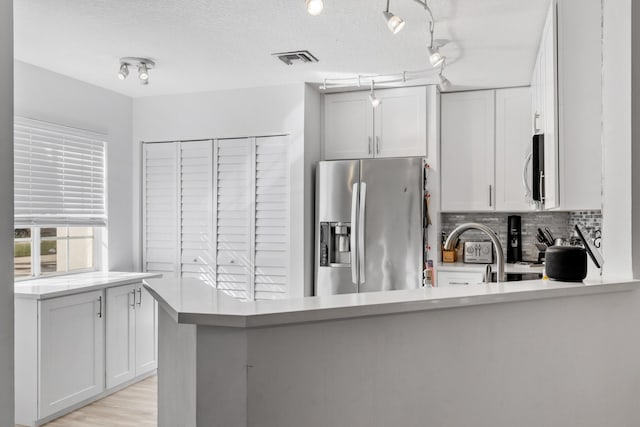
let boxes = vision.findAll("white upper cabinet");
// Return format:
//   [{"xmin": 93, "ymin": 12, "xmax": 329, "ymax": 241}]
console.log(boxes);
[
  {"xmin": 374, "ymin": 87, "xmax": 427, "ymax": 158},
  {"xmin": 324, "ymin": 92, "xmax": 373, "ymax": 159},
  {"xmin": 530, "ymin": 0, "xmax": 601, "ymax": 210},
  {"xmin": 556, "ymin": 0, "xmax": 602, "ymax": 210},
  {"xmin": 441, "ymin": 90, "xmax": 496, "ymax": 212},
  {"xmin": 324, "ymin": 86, "xmax": 427, "ymax": 160},
  {"xmin": 495, "ymin": 87, "xmax": 533, "ymax": 211}
]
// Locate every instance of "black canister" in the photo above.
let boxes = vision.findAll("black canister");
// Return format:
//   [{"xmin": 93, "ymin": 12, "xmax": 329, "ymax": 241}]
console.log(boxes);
[{"xmin": 545, "ymin": 246, "xmax": 587, "ymax": 282}]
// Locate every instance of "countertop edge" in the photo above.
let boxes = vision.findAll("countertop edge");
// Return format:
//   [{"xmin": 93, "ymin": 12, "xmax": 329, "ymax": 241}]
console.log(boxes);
[
  {"xmin": 15, "ymin": 272, "xmax": 163, "ymax": 300},
  {"xmin": 144, "ymin": 279, "xmax": 640, "ymax": 328}
]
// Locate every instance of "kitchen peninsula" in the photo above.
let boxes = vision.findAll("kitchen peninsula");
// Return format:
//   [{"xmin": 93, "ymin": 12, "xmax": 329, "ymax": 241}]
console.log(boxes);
[{"xmin": 145, "ymin": 277, "xmax": 640, "ymax": 427}]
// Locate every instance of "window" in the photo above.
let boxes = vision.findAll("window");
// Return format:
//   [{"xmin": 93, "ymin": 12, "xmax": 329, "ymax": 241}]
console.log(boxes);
[
  {"xmin": 14, "ymin": 227, "xmax": 97, "ymax": 279},
  {"xmin": 13, "ymin": 117, "xmax": 106, "ymax": 280}
]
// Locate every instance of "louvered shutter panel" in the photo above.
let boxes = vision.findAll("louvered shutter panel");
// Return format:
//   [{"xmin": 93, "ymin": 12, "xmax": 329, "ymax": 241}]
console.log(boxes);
[
  {"xmin": 215, "ymin": 139, "xmax": 252, "ymax": 300},
  {"xmin": 254, "ymin": 136, "xmax": 290, "ymax": 300},
  {"xmin": 180, "ymin": 141, "xmax": 214, "ymax": 286},
  {"xmin": 143, "ymin": 143, "xmax": 179, "ymax": 275},
  {"xmin": 14, "ymin": 117, "xmax": 106, "ymax": 226}
]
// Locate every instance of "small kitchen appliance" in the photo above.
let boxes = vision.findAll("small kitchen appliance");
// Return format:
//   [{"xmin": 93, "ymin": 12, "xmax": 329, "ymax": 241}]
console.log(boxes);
[
  {"xmin": 463, "ymin": 241, "xmax": 493, "ymax": 264},
  {"xmin": 507, "ymin": 215, "xmax": 522, "ymax": 263},
  {"xmin": 545, "ymin": 246, "xmax": 587, "ymax": 282}
]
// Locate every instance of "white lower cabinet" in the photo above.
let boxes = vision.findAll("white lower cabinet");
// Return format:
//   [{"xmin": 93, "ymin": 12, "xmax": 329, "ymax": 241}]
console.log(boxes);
[
  {"xmin": 16, "ymin": 282, "xmax": 157, "ymax": 427},
  {"xmin": 437, "ymin": 271, "xmax": 484, "ymax": 287},
  {"xmin": 39, "ymin": 290, "xmax": 105, "ymax": 419},
  {"xmin": 106, "ymin": 284, "xmax": 158, "ymax": 389}
]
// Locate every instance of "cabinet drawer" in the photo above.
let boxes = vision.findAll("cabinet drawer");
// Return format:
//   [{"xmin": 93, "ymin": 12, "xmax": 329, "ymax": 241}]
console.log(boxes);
[{"xmin": 437, "ymin": 270, "xmax": 484, "ymax": 287}]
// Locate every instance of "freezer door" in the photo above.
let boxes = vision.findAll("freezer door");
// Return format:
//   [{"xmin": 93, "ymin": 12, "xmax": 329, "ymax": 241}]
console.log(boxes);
[
  {"xmin": 359, "ymin": 157, "xmax": 423, "ymax": 293},
  {"xmin": 315, "ymin": 160, "xmax": 360, "ymax": 296}
]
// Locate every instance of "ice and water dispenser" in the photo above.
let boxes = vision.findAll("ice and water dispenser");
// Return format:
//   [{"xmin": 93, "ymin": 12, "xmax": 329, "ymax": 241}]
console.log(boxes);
[{"xmin": 319, "ymin": 222, "xmax": 352, "ymax": 267}]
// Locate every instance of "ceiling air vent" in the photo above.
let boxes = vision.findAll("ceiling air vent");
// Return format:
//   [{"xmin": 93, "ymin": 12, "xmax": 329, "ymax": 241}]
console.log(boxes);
[{"xmin": 272, "ymin": 50, "xmax": 319, "ymax": 66}]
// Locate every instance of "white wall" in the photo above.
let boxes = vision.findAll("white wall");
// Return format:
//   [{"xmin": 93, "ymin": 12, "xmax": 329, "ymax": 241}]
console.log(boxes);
[
  {"xmin": 14, "ymin": 61, "xmax": 134, "ymax": 271},
  {"xmin": 133, "ymin": 84, "xmax": 316, "ymax": 295},
  {"xmin": 0, "ymin": 1, "xmax": 14, "ymax": 425}
]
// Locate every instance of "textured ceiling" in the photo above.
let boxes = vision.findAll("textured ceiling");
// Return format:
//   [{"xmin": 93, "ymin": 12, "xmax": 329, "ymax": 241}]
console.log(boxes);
[{"xmin": 14, "ymin": 0, "xmax": 550, "ymax": 98}]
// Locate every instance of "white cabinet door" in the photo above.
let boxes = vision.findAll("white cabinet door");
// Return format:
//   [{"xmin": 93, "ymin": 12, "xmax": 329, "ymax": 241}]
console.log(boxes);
[
  {"xmin": 106, "ymin": 284, "xmax": 136, "ymax": 389},
  {"xmin": 495, "ymin": 88, "xmax": 533, "ymax": 211},
  {"xmin": 180, "ymin": 140, "xmax": 215, "ymax": 287},
  {"xmin": 143, "ymin": 142, "xmax": 179, "ymax": 275},
  {"xmin": 541, "ymin": 2, "xmax": 559, "ymax": 209},
  {"xmin": 374, "ymin": 87, "xmax": 427, "ymax": 158},
  {"xmin": 441, "ymin": 90, "xmax": 496, "ymax": 211},
  {"xmin": 324, "ymin": 91, "xmax": 374, "ymax": 160},
  {"xmin": 135, "ymin": 286, "xmax": 158, "ymax": 375},
  {"xmin": 39, "ymin": 291, "xmax": 105, "ymax": 419}
]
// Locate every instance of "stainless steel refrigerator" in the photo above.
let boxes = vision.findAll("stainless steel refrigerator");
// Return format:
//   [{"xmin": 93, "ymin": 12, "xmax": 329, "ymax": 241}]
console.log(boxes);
[{"xmin": 315, "ymin": 157, "xmax": 424, "ymax": 295}]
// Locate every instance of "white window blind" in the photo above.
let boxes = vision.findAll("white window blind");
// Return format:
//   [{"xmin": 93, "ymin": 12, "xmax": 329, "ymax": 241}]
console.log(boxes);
[{"xmin": 14, "ymin": 117, "xmax": 107, "ymax": 227}]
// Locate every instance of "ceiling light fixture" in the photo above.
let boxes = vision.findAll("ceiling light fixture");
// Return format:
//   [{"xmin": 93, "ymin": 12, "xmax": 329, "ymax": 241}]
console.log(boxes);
[
  {"xmin": 382, "ymin": 0, "xmax": 405, "ymax": 34},
  {"xmin": 426, "ymin": 46, "xmax": 444, "ymax": 67},
  {"xmin": 117, "ymin": 57, "xmax": 155, "ymax": 85},
  {"xmin": 438, "ymin": 64, "xmax": 452, "ymax": 91},
  {"xmin": 369, "ymin": 82, "xmax": 381, "ymax": 108},
  {"xmin": 306, "ymin": 0, "xmax": 324, "ymax": 15},
  {"xmin": 117, "ymin": 63, "xmax": 129, "ymax": 80}
]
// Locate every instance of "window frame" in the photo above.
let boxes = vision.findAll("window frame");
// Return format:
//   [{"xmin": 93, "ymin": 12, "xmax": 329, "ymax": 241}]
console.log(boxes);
[{"xmin": 14, "ymin": 226, "xmax": 101, "ymax": 281}]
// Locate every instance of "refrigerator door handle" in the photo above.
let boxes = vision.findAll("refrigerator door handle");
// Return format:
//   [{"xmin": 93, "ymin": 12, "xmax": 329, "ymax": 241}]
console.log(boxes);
[
  {"xmin": 350, "ymin": 183, "xmax": 359, "ymax": 285},
  {"xmin": 358, "ymin": 182, "xmax": 367, "ymax": 285}
]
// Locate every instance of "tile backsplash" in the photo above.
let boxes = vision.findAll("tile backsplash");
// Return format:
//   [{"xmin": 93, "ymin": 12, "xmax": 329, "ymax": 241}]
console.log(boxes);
[{"xmin": 440, "ymin": 210, "xmax": 602, "ymax": 262}]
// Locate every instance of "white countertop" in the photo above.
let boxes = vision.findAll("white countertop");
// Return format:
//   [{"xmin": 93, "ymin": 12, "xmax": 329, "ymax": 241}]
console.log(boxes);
[
  {"xmin": 15, "ymin": 271, "xmax": 162, "ymax": 300},
  {"xmin": 438, "ymin": 262, "xmax": 545, "ymax": 274},
  {"xmin": 143, "ymin": 276, "xmax": 640, "ymax": 328}
]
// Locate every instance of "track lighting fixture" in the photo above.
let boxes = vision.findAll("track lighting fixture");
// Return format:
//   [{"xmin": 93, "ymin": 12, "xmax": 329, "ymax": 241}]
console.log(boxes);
[
  {"xmin": 426, "ymin": 46, "xmax": 444, "ymax": 67},
  {"xmin": 383, "ymin": 0, "xmax": 405, "ymax": 34},
  {"xmin": 117, "ymin": 63, "xmax": 129, "ymax": 80},
  {"xmin": 306, "ymin": 0, "xmax": 324, "ymax": 15},
  {"xmin": 369, "ymin": 82, "xmax": 381, "ymax": 108},
  {"xmin": 117, "ymin": 57, "xmax": 155, "ymax": 85},
  {"xmin": 438, "ymin": 65, "xmax": 451, "ymax": 91}
]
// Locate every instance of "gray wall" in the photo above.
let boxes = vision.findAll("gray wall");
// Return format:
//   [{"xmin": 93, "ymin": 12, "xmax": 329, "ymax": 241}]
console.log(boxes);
[
  {"xmin": 14, "ymin": 61, "xmax": 134, "ymax": 271},
  {"xmin": 0, "ymin": 1, "xmax": 14, "ymax": 424}
]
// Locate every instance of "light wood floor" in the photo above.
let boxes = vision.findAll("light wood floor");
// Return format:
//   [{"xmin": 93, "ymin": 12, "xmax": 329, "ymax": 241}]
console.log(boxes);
[{"xmin": 18, "ymin": 375, "xmax": 157, "ymax": 427}]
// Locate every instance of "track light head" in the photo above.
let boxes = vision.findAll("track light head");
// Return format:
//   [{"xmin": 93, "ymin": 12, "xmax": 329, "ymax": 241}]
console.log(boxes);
[
  {"xmin": 438, "ymin": 73, "xmax": 451, "ymax": 91},
  {"xmin": 426, "ymin": 46, "xmax": 445, "ymax": 67},
  {"xmin": 138, "ymin": 63, "xmax": 149, "ymax": 81},
  {"xmin": 369, "ymin": 83, "xmax": 381, "ymax": 108},
  {"xmin": 382, "ymin": 10, "xmax": 405, "ymax": 34},
  {"xmin": 117, "ymin": 63, "xmax": 129, "ymax": 80},
  {"xmin": 306, "ymin": 0, "xmax": 324, "ymax": 15}
]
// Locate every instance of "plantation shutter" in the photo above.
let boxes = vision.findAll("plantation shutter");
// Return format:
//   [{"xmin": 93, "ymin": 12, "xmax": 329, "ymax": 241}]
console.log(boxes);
[
  {"xmin": 254, "ymin": 136, "xmax": 289, "ymax": 300},
  {"xmin": 14, "ymin": 117, "xmax": 106, "ymax": 227},
  {"xmin": 142, "ymin": 142, "xmax": 179, "ymax": 275},
  {"xmin": 180, "ymin": 141, "xmax": 214, "ymax": 287},
  {"xmin": 215, "ymin": 139, "xmax": 252, "ymax": 300}
]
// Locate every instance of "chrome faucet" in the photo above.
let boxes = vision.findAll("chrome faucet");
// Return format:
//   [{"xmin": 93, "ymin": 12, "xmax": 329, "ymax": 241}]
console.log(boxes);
[{"xmin": 443, "ymin": 223, "xmax": 506, "ymax": 283}]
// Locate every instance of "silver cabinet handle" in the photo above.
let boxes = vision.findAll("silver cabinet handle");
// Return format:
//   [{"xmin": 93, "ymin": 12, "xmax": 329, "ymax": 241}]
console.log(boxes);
[
  {"xmin": 350, "ymin": 183, "xmax": 359, "ymax": 285},
  {"xmin": 358, "ymin": 182, "xmax": 367, "ymax": 286},
  {"xmin": 136, "ymin": 288, "xmax": 142, "ymax": 307},
  {"xmin": 539, "ymin": 171, "xmax": 545, "ymax": 203},
  {"xmin": 130, "ymin": 289, "xmax": 136, "ymax": 309},
  {"xmin": 375, "ymin": 136, "xmax": 380, "ymax": 155},
  {"xmin": 450, "ymin": 281, "xmax": 470, "ymax": 286},
  {"xmin": 522, "ymin": 152, "xmax": 533, "ymax": 200},
  {"xmin": 98, "ymin": 296, "xmax": 103, "ymax": 318},
  {"xmin": 368, "ymin": 137, "xmax": 372, "ymax": 155}
]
